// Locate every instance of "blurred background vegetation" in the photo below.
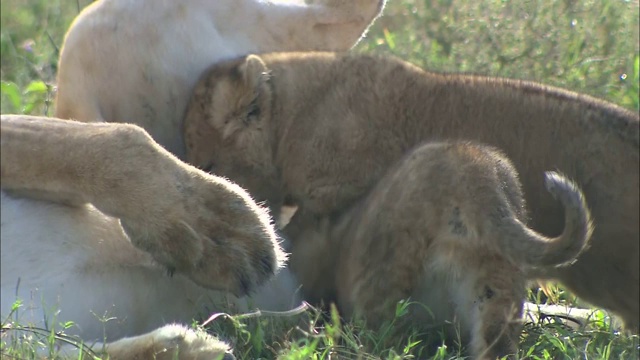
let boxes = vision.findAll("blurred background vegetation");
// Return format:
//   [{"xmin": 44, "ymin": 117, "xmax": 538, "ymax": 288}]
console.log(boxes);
[
  {"xmin": 1, "ymin": 0, "xmax": 639, "ymax": 115},
  {"xmin": 360, "ymin": 0, "xmax": 639, "ymax": 111}
]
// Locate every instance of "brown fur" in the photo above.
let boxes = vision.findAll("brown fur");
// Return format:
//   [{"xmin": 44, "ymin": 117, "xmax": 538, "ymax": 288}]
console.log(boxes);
[
  {"xmin": 183, "ymin": 52, "xmax": 639, "ymax": 330},
  {"xmin": 284, "ymin": 141, "xmax": 592, "ymax": 359}
]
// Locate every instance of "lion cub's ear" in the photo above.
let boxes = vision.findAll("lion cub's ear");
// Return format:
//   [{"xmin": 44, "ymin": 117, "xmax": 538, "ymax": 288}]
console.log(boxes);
[
  {"xmin": 210, "ymin": 55, "xmax": 270, "ymax": 140},
  {"xmin": 239, "ymin": 55, "xmax": 270, "ymax": 92},
  {"xmin": 220, "ymin": 55, "xmax": 270, "ymax": 139}
]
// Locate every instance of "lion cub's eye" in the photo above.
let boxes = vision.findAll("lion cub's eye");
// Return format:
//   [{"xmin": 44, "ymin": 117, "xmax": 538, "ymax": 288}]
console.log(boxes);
[
  {"xmin": 202, "ymin": 162, "xmax": 216, "ymax": 173},
  {"xmin": 245, "ymin": 99, "xmax": 260, "ymax": 123}
]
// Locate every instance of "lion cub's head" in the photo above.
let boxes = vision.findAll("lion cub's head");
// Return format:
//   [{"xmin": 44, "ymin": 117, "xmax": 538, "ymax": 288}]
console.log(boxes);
[{"xmin": 184, "ymin": 55, "xmax": 283, "ymax": 209}]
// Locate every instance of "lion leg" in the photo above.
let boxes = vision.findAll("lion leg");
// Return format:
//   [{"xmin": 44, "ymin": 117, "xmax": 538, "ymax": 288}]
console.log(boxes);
[
  {"xmin": 55, "ymin": 325, "xmax": 233, "ymax": 360},
  {"xmin": 348, "ymin": 263, "xmax": 416, "ymax": 330},
  {"xmin": 0, "ymin": 115, "xmax": 153, "ymax": 209},
  {"xmin": 343, "ymin": 228, "xmax": 423, "ymax": 331},
  {"xmin": 102, "ymin": 325, "xmax": 234, "ymax": 360},
  {"xmin": 1, "ymin": 115, "xmax": 284, "ymax": 294}
]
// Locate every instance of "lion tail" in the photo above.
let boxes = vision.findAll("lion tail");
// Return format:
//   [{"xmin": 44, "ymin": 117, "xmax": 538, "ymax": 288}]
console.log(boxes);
[{"xmin": 495, "ymin": 171, "xmax": 593, "ymax": 268}]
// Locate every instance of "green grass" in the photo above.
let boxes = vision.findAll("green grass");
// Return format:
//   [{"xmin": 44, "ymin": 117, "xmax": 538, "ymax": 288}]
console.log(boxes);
[
  {"xmin": 1, "ymin": 0, "xmax": 639, "ymax": 359},
  {"xmin": 3, "ymin": 293, "xmax": 639, "ymax": 359}
]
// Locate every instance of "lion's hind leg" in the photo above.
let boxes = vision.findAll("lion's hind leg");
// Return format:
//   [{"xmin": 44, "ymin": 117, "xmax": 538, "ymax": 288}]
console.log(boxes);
[
  {"xmin": 346, "ymin": 238, "xmax": 421, "ymax": 330},
  {"xmin": 52, "ymin": 325, "xmax": 233, "ymax": 360},
  {"xmin": 342, "ymin": 213, "xmax": 446, "ymax": 339},
  {"xmin": 92, "ymin": 324, "xmax": 233, "ymax": 360}
]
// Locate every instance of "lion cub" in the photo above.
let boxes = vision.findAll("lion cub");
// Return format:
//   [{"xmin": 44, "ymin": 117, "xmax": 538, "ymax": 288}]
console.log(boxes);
[
  {"xmin": 184, "ymin": 52, "xmax": 639, "ymax": 330},
  {"xmin": 284, "ymin": 141, "xmax": 593, "ymax": 359}
]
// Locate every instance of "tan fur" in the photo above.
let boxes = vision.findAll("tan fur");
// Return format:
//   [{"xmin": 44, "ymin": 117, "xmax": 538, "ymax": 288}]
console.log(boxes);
[
  {"xmin": 183, "ymin": 52, "xmax": 640, "ymax": 330},
  {"xmin": 1, "ymin": 114, "xmax": 285, "ymax": 295},
  {"xmin": 283, "ymin": 141, "xmax": 592, "ymax": 359}
]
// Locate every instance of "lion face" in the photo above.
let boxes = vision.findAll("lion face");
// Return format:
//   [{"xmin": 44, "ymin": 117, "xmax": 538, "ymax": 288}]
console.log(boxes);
[{"xmin": 185, "ymin": 55, "xmax": 284, "ymax": 210}]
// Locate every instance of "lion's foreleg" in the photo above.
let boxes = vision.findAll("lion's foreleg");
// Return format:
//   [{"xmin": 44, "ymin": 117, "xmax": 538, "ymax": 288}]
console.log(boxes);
[{"xmin": 1, "ymin": 115, "xmax": 170, "ymax": 218}]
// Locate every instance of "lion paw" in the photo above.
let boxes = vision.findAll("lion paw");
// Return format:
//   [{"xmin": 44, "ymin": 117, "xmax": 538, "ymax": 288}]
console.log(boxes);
[
  {"xmin": 121, "ymin": 169, "xmax": 286, "ymax": 296},
  {"xmin": 104, "ymin": 324, "xmax": 234, "ymax": 360}
]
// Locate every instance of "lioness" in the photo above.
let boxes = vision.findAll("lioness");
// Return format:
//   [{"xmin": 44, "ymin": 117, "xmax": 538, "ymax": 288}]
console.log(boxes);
[
  {"xmin": 283, "ymin": 141, "xmax": 592, "ymax": 359},
  {"xmin": 184, "ymin": 52, "xmax": 640, "ymax": 330}
]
